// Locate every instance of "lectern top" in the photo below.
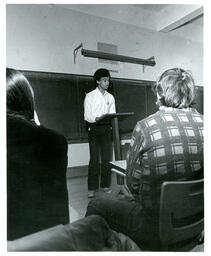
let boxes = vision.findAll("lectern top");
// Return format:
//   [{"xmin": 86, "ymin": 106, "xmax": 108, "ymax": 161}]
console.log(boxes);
[{"xmin": 96, "ymin": 112, "xmax": 134, "ymax": 124}]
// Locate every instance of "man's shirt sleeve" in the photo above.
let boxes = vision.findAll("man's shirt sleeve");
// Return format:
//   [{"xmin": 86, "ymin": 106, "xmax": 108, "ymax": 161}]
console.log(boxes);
[
  {"xmin": 84, "ymin": 95, "xmax": 96, "ymax": 123},
  {"xmin": 109, "ymin": 96, "xmax": 116, "ymax": 114},
  {"xmin": 126, "ymin": 122, "xmax": 145, "ymax": 195}
]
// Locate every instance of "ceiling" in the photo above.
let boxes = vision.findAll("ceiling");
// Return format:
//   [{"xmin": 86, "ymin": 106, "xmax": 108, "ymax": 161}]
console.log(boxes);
[
  {"xmin": 58, "ymin": 4, "xmax": 203, "ymax": 43},
  {"xmin": 132, "ymin": 4, "xmax": 169, "ymax": 12}
]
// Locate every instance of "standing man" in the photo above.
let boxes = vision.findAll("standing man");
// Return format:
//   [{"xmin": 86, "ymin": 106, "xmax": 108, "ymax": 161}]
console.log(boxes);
[{"xmin": 84, "ymin": 68, "xmax": 116, "ymax": 198}]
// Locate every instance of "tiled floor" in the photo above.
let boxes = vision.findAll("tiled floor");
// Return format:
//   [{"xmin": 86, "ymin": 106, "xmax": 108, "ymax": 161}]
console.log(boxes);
[
  {"xmin": 66, "ymin": 172, "xmax": 119, "ymax": 223},
  {"xmin": 67, "ymin": 175, "xmax": 89, "ymax": 223}
]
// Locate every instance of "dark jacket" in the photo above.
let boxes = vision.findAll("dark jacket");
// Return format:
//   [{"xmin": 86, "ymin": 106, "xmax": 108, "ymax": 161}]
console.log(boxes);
[
  {"xmin": 7, "ymin": 215, "xmax": 140, "ymax": 251},
  {"xmin": 7, "ymin": 115, "xmax": 69, "ymax": 240}
]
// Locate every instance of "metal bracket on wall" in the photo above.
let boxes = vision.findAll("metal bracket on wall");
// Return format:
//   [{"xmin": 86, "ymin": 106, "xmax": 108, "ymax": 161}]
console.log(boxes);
[
  {"xmin": 73, "ymin": 43, "xmax": 156, "ymax": 71},
  {"xmin": 73, "ymin": 43, "xmax": 83, "ymax": 64}
]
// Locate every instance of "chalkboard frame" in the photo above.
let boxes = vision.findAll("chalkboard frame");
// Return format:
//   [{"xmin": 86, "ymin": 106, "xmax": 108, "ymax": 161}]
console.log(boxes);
[{"xmin": 21, "ymin": 70, "xmax": 203, "ymax": 144}]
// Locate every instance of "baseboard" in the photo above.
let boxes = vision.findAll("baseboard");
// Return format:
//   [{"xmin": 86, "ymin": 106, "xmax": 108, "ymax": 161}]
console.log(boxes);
[{"xmin": 67, "ymin": 165, "xmax": 88, "ymax": 179}]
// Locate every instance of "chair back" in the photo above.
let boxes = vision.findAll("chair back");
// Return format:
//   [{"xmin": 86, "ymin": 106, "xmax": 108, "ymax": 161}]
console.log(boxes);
[{"xmin": 159, "ymin": 179, "xmax": 204, "ymax": 249}]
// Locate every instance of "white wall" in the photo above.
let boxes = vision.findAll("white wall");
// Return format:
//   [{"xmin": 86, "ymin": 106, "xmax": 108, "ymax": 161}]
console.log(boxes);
[
  {"xmin": 6, "ymin": 4, "xmax": 203, "ymax": 167},
  {"xmin": 68, "ymin": 143, "xmax": 90, "ymax": 167}
]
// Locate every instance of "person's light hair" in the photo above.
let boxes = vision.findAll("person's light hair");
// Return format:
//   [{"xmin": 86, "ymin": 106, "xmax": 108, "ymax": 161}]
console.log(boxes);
[{"xmin": 155, "ymin": 68, "xmax": 195, "ymax": 108}]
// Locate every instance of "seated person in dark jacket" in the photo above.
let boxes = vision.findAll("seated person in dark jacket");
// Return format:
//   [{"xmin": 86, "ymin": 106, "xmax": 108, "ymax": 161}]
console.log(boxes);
[
  {"xmin": 7, "ymin": 68, "xmax": 69, "ymax": 240},
  {"xmin": 86, "ymin": 68, "xmax": 204, "ymax": 249},
  {"xmin": 8, "ymin": 215, "xmax": 140, "ymax": 251}
]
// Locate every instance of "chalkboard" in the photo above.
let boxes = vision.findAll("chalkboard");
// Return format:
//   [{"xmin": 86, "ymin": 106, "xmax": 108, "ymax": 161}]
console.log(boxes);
[
  {"xmin": 113, "ymin": 79, "xmax": 147, "ymax": 134},
  {"xmin": 22, "ymin": 70, "xmax": 203, "ymax": 143},
  {"xmin": 194, "ymin": 86, "xmax": 203, "ymax": 114},
  {"xmin": 23, "ymin": 71, "xmax": 80, "ymax": 140}
]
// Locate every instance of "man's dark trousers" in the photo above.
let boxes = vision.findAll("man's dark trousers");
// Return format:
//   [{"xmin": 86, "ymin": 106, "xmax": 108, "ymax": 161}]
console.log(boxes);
[{"xmin": 87, "ymin": 124, "xmax": 112, "ymax": 191}]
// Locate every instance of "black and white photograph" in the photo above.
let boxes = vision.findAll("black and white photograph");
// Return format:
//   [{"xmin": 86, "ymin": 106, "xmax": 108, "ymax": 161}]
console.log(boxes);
[{"xmin": 0, "ymin": 0, "xmax": 207, "ymax": 253}]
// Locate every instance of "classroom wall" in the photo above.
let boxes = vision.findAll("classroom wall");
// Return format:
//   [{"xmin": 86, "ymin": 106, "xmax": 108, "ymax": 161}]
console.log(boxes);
[{"xmin": 6, "ymin": 4, "xmax": 203, "ymax": 167}]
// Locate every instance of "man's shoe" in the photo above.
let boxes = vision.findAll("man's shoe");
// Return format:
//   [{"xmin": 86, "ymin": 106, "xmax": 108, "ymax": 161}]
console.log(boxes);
[
  {"xmin": 101, "ymin": 187, "xmax": 112, "ymax": 193},
  {"xmin": 88, "ymin": 190, "xmax": 95, "ymax": 198}
]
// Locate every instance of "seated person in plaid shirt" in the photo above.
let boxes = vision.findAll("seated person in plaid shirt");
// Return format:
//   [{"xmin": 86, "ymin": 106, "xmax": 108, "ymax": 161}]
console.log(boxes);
[{"xmin": 85, "ymin": 68, "xmax": 203, "ymax": 249}]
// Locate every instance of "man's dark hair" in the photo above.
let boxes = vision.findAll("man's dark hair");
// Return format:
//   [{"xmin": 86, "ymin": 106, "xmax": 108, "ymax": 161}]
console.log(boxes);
[
  {"xmin": 93, "ymin": 68, "xmax": 111, "ymax": 85},
  {"xmin": 6, "ymin": 68, "xmax": 35, "ymax": 120}
]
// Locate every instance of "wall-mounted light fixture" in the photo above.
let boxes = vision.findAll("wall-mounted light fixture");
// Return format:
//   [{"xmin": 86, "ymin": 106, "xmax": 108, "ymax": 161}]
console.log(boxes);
[{"xmin": 73, "ymin": 43, "xmax": 156, "ymax": 71}]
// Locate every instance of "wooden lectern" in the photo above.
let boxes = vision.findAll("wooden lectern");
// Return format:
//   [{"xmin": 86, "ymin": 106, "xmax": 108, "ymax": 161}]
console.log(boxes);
[
  {"xmin": 96, "ymin": 112, "xmax": 134, "ymax": 160},
  {"xmin": 96, "ymin": 112, "xmax": 134, "ymax": 188}
]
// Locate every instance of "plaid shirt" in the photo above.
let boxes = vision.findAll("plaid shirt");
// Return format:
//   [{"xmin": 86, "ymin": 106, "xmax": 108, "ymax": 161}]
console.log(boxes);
[{"xmin": 126, "ymin": 107, "xmax": 203, "ymax": 209}]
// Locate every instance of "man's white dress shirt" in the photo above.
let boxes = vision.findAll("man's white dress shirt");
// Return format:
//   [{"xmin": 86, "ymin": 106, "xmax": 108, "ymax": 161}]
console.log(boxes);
[{"xmin": 84, "ymin": 88, "xmax": 116, "ymax": 123}]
